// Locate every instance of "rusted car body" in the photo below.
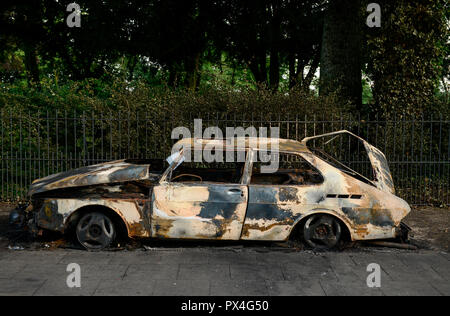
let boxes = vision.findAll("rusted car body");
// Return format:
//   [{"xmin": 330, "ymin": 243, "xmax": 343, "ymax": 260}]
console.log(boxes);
[{"xmin": 11, "ymin": 131, "xmax": 411, "ymax": 250}]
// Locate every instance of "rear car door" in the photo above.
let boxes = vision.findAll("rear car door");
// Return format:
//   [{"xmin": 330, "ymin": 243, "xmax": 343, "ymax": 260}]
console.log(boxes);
[{"xmin": 241, "ymin": 151, "xmax": 325, "ymax": 241}]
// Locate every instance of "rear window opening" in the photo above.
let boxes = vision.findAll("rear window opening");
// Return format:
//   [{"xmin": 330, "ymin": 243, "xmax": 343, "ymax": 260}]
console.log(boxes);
[{"xmin": 306, "ymin": 133, "xmax": 377, "ymax": 187}]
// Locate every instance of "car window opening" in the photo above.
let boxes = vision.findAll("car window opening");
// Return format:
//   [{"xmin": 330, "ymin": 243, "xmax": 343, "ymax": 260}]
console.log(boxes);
[
  {"xmin": 304, "ymin": 133, "xmax": 380, "ymax": 187},
  {"xmin": 170, "ymin": 151, "xmax": 247, "ymax": 184},
  {"xmin": 251, "ymin": 152, "xmax": 324, "ymax": 186}
]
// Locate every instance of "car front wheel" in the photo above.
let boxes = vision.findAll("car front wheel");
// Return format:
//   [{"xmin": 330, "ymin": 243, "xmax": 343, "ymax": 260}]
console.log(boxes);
[
  {"xmin": 76, "ymin": 212, "xmax": 116, "ymax": 250},
  {"xmin": 303, "ymin": 214, "xmax": 342, "ymax": 250}
]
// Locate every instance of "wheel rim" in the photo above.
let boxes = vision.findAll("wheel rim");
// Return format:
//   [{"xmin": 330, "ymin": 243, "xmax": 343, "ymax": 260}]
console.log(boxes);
[
  {"xmin": 303, "ymin": 215, "xmax": 342, "ymax": 249},
  {"xmin": 76, "ymin": 212, "xmax": 115, "ymax": 250}
]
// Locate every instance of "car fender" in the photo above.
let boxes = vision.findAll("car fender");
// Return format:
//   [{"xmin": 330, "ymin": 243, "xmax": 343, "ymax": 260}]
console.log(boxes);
[{"xmin": 290, "ymin": 208, "xmax": 355, "ymax": 241}]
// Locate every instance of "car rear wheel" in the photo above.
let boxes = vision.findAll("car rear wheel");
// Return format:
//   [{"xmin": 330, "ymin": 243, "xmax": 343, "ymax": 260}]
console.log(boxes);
[
  {"xmin": 76, "ymin": 212, "xmax": 116, "ymax": 250},
  {"xmin": 303, "ymin": 214, "xmax": 342, "ymax": 250}
]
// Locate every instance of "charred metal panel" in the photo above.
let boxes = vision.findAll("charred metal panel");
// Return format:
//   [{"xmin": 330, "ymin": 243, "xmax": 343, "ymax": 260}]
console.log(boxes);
[
  {"xmin": 151, "ymin": 184, "xmax": 248, "ymax": 240},
  {"xmin": 242, "ymin": 186, "xmax": 308, "ymax": 241},
  {"xmin": 36, "ymin": 200, "xmax": 65, "ymax": 231},
  {"xmin": 241, "ymin": 152, "xmax": 410, "ymax": 242},
  {"xmin": 32, "ymin": 181, "xmax": 153, "ymax": 200},
  {"xmin": 24, "ymin": 133, "xmax": 411, "ymax": 245},
  {"xmin": 174, "ymin": 138, "xmax": 308, "ymax": 155},
  {"xmin": 29, "ymin": 160, "xmax": 161, "ymax": 196},
  {"xmin": 34, "ymin": 198, "xmax": 150, "ymax": 237}
]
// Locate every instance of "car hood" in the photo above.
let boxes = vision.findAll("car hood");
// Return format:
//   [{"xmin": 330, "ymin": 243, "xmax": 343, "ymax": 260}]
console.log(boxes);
[{"xmin": 29, "ymin": 160, "xmax": 162, "ymax": 196}]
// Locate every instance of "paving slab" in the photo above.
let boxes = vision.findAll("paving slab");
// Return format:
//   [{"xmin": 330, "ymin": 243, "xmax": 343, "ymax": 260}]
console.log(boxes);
[
  {"xmin": 152, "ymin": 279, "xmax": 210, "ymax": 296},
  {"xmin": 208, "ymin": 251, "xmax": 258, "ymax": 265},
  {"xmin": 429, "ymin": 280, "xmax": 450, "ymax": 296},
  {"xmin": 94, "ymin": 278, "xmax": 156, "ymax": 296},
  {"xmin": 210, "ymin": 280, "xmax": 269, "ymax": 296},
  {"xmin": 266, "ymin": 279, "xmax": 325, "ymax": 296},
  {"xmin": 33, "ymin": 277, "xmax": 101, "ymax": 296},
  {"xmin": 107, "ymin": 251, "xmax": 161, "ymax": 265},
  {"xmin": 79, "ymin": 264, "xmax": 129, "ymax": 280},
  {"xmin": 178, "ymin": 264, "xmax": 230, "ymax": 280},
  {"xmin": 230, "ymin": 264, "xmax": 284, "ymax": 281},
  {"xmin": 0, "ymin": 262, "xmax": 27, "ymax": 279},
  {"xmin": 380, "ymin": 280, "xmax": 441, "ymax": 296},
  {"xmin": 0, "ymin": 277, "xmax": 46, "ymax": 296},
  {"xmin": 320, "ymin": 280, "xmax": 384, "ymax": 296},
  {"xmin": 0, "ymin": 251, "xmax": 67, "ymax": 265},
  {"xmin": 11, "ymin": 264, "xmax": 67, "ymax": 280},
  {"xmin": 124, "ymin": 264, "xmax": 179, "ymax": 280},
  {"xmin": 156, "ymin": 251, "xmax": 210, "ymax": 265},
  {"xmin": 58, "ymin": 252, "xmax": 114, "ymax": 265}
]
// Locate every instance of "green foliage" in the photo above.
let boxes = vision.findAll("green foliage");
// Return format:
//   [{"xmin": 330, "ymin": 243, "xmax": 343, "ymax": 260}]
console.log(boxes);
[
  {"xmin": 0, "ymin": 1, "xmax": 448, "ymax": 119},
  {"xmin": 0, "ymin": 78, "xmax": 349, "ymax": 117},
  {"xmin": 366, "ymin": 0, "xmax": 448, "ymax": 116}
]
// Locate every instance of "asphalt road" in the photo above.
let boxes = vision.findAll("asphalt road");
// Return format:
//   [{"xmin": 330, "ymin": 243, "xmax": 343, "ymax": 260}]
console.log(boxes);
[{"xmin": 0, "ymin": 247, "xmax": 449, "ymax": 296}]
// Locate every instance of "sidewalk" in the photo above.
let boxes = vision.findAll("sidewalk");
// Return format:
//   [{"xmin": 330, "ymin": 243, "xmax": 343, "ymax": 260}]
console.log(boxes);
[{"xmin": 0, "ymin": 248, "xmax": 448, "ymax": 296}]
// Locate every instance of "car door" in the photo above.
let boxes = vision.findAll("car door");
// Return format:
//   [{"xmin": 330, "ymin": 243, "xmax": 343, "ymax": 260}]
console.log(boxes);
[
  {"xmin": 241, "ymin": 150, "xmax": 325, "ymax": 241},
  {"xmin": 151, "ymin": 150, "xmax": 250, "ymax": 240}
]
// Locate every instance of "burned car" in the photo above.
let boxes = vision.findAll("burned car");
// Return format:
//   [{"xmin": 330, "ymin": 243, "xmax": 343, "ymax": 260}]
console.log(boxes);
[{"xmin": 11, "ymin": 131, "xmax": 411, "ymax": 250}]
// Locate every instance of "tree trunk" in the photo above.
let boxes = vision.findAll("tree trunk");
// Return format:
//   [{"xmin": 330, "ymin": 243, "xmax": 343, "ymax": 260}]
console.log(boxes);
[
  {"xmin": 269, "ymin": 48, "xmax": 279, "ymax": 91},
  {"xmin": 184, "ymin": 53, "xmax": 201, "ymax": 90},
  {"xmin": 303, "ymin": 48, "xmax": 321, "ymax": 91},
  {"xmin": 23, "ymin": 42, "xmax": 40, "ymax": 88},
  {"xmin": 320, "ymin": 0, "xmax": 362, "ymax": 107},
  {"xmin": 269, "ymin": 0, "xmax": 281, "ymax": 91},
  {"xmin": 168, "ymin": 64, "xmax": 179, "ymax": 88},
  {"xmin": 289, "ymin": 54, "xmax": 296, "ymax": 89},
  {"xmin": 249, "ymin": 55, "xmax": 268, "ymax": 87}
]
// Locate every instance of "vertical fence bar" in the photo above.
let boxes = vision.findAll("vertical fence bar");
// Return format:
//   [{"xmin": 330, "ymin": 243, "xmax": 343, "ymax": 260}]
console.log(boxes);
[
  {"xmin": 64, "ymin": 110, "xmax": 68, "ymax": 171},
  {"xmin": 410, "ymin": 117, "xmax": 415, "ymax": 205},
  {"xmin": 136, "ymin": 111, "xmax": 140, "ymax": 159},
  {"xmin": 92, "ymin": 111, "xmax": 95, "ymax": 165},
  {"xmin": 73, "ymin": 110, "xmax": 76, "ymax": 170},
  {"xmin": 101, "ymin": 111, "xmax": 104, "ymax": 162},
  {"xmin": 5, "ymin": 150, "xmax": 8, "ymax": 201},
  {"xmin": 1, "ymin": 110, "xmax": 3, "ymax": 200},
  {"xmin": 19, "ymin": 113, "xmax": 23, "ymax": 199},
  {"xmin": 109, "ymin": 111, "xmax": 113, "ymax": 161},
  {"xmin": 46, "ymin": 111, "xmax": 49, "ymax": 178},
  {"xmin": 419, "ymin": 114, "xmax": 424, "ymax": 205},
  {"xmin": 127, "ymin": 111, "xmax": 130, "ymax": 158},
  {"xmin": 429, "ymin": 114, "xmax": 434, "ymax": 203},
  {"xmin": 82, "ymin": 111, "xmax": 86, "ymax": 166},
  {"xmin": 447, "ymin": 119, "xmax": 450, "ymax": 206},
  {"xmin": 438, "ymin": 114, "xmax": 443, "ymax": 202},
  {"xmin": 401, "ymin": 115, "xmax": 406, "ymax": 200},
  {"xmin": 9, "ymin": 111, "xmax": 13, "ymax": 200},
  {"xmin": 118, "ymin": 111, "xmax": 122, "ymax": 159},
  {"xmin": 55, "ymin": 111, "xmax": 58, "ymax": 175}
]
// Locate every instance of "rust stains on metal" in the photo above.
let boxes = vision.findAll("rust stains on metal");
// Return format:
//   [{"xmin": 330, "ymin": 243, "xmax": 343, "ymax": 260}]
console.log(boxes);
[
  {"xmin": 19, "ymin": 131, "xmax": 412, "ymax": 249},
  {"xmin": 28, "ymin": 160, "xmax": 162, "ymax": 196}
]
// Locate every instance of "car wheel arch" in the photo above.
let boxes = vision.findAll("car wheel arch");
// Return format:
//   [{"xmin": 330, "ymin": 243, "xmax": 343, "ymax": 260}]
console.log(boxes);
[
  {"xmin": 289, "ymin": 209, "xmax": 354, "ymax": 242},
  {"xmin": 65, "ymin": 204, "xmax": 129, "ymax": 240}
]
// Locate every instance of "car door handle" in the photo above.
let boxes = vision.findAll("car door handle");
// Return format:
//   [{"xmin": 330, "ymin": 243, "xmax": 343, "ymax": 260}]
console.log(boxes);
[{"xmin": 228, "ymin": 189, "xmax": 243, "ymax": 195}]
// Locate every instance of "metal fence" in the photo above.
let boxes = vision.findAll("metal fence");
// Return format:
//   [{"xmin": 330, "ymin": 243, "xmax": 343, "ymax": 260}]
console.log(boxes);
[{"xmin": 1, "ymin": 110, "xmax": 449, "ymax": 206}]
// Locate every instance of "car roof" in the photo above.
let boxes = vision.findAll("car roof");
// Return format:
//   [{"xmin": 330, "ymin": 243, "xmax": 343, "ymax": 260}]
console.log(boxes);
[
  {"xmin": 173, "ymin": 130, "xmax": 364, "ymax": 154},
  {"xmin": 173, "ymin": 137, "xmax": 310, "ymax": 153}
]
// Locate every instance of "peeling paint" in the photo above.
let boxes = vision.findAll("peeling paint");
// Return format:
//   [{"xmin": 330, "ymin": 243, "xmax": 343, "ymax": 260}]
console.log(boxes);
[{"xmin": 23, "ymin": 132, "xmax": 411, "ymax": 246}]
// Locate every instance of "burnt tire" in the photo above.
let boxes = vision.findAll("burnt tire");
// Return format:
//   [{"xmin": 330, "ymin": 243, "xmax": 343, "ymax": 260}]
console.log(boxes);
[
  {"xmin": 76, "ymin": 212, "xmax": 116, "ymax": 250},
  {"xmin": 303, "ymin": 214, "xmax": 342, "ymax": 250}
]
